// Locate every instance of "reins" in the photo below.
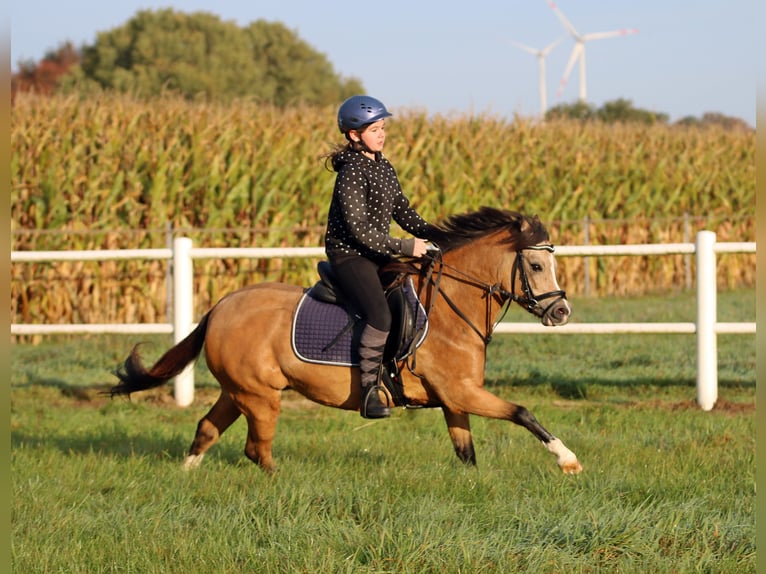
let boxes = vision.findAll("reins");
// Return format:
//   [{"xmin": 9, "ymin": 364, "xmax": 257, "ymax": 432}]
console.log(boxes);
[
  {"xmin": 422, "ymin": 253, "xmax": 509, "ymax": 345},
  {"xmin": 402, "ymin": 243, "xmax": 567, "ymax": 382},
  {"xmin": 403, "ymin": 248, "xmax": 508, "ymax": 382}
]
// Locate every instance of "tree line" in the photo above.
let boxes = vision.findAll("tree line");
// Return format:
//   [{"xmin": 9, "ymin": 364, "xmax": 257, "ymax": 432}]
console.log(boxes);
[
  {"xmin": 545, "ymin": 99, "xmax": 751, "ymax": 130},
  {"xmin": 12, "ymin": 9, "xmax": 363, "ymax": 106}
]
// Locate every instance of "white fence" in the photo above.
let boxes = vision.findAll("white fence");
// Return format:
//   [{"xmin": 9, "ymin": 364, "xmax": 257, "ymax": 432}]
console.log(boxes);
[{"xmin": 11, "ymin": 231, "xmax": 756, "ymax": 410}]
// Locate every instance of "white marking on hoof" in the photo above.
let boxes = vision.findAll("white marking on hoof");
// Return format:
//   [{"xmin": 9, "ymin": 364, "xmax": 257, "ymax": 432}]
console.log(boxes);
[
  {"xmin": 183, "ymin": 453, "xmax": 205, "ymax": 471},
  {"xmin": 545, "ymin": 438, "xmax": 583, "ymax": 475}
]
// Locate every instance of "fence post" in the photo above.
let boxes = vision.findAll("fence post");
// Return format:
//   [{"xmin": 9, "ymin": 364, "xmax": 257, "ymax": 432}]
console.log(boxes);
[
  {"xmin": 165, "ymin": 222, "xmax": 173, "ymax": 323},
  {"xmin": 696, "ymin": 231, "xmax": 717, "ymax": 411},
  {"xmin": 683, "ymin": 213, "xmax": 692, "ymax": 290},
  {"xmin": 173, "ymin": 237, "xmax": 195, "ymax": 407},
  {"xmin": 583, "ymin": 215, "xmax": 590, "ymax": 297}
]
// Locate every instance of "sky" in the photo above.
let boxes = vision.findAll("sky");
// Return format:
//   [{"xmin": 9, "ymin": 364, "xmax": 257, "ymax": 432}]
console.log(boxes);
[{"xmin": 9, "ymin": 0, "xmax": 759, "ymax": 127}]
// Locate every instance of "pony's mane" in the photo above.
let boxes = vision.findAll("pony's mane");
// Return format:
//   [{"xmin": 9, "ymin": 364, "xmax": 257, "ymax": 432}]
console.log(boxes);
[{"xmin": 426, "ymin": 207, "xmax": 549, "ymax": 253}]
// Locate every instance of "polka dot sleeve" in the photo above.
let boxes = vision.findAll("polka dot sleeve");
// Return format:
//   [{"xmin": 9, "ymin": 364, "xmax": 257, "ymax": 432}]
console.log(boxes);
[{"xmin": 324, "ymin": 150, "xmax": 433, "ymax": 262}]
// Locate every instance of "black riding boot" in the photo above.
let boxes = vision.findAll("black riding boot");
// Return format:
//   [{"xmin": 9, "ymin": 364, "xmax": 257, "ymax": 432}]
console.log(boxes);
[{"xmin": 358, "ymin": 325, "xmax": 390, "ymax": 419}]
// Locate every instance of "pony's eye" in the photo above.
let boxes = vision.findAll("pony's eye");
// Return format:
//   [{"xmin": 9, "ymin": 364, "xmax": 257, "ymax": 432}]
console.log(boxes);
[{"xmin": 531, "ymin": 263, "xmax": 543, "ymax": 272}]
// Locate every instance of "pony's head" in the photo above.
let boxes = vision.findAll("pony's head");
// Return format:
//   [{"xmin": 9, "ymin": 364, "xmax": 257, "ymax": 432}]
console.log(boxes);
[{"xmin": 426, "ymin": 207, "xmax": 570, "ymax": 326}]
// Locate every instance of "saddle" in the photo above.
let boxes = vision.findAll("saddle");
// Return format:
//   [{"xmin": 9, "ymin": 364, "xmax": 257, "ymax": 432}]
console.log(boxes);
[{"xmin": 291, "ymin": 261, "xmax": 429, "ymax": 406}]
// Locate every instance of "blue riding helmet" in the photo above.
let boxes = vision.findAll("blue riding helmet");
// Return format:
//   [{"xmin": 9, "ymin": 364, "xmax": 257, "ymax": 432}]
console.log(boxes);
[{"xmin": 337, "ymin": 95, "xmax": 393, "ymax": 133}]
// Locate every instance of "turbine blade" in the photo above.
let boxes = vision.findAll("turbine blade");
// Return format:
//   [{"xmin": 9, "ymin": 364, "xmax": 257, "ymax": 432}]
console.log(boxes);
[
  {"xmin": 545, "ymin": 0, "xmax": 580, "ymax": 39},
  {"xmin": 556, "ymin": 43, "xmax": 582, "ymax": 98},
  {"xmin": 541, "ymin": 36, "xmax": 565, "ymax": 56},
  {"xmin": 511, "ymin": 40, "xmax": 541, "ymax": 55},
  {"xmin": 583, "ymin": 28, "xmax": 639, "ymax": 41}
]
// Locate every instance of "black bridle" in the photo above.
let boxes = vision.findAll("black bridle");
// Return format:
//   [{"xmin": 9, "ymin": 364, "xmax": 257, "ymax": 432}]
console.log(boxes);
[
  {"xmin": 420, "ymin": 244, "xmax": 567, "ymax": 345},
  {"xmin": 508, "ymin": 245, "xmax": 568, "ymax": 318}
]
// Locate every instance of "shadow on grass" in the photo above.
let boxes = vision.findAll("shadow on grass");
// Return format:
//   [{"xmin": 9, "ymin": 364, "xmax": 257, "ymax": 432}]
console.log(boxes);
[
  {"xmin": 11, "ymin": 427, "xmax": 199, "ymax": 462},
  {"xmin": 11, "ymin": 377, "xmax": 359, "ymax": 468},
  {"xmin": 10, "ymin": 416, "xmax": 391, "ymax": 471},
  {"xmin": 485, "ymin": 372, "xmax": 755, "ymax": 400},
  {"xmin": 12, "ymin": 376, "xmax": 106, "ymax": 398},
  {"xmin": 10, "ymin": 376, "xmax": 232, "ymax": 464},
  {"xmin": 12, "ymin": 368, "xmax": 754, "ymax": 466}
]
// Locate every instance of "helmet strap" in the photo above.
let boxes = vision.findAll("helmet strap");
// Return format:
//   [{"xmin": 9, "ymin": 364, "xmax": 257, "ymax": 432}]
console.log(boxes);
[{"xmin": 345, "ymin": 132, "xmax": 380, "ymax": 160}]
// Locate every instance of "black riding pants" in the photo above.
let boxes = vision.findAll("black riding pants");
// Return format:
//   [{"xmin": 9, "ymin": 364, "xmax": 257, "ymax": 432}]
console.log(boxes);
[{"xmin": 329, "ymin": 256, "xmax": 391, "ymax": 332}]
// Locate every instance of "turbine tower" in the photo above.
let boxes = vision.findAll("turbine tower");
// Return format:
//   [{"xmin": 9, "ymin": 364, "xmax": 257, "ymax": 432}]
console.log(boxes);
[
  {"xmin": 546, "ymin": 1, "xmax": 638, "ymax": 102},
  {"xmin": 512, "ymin": 37, "xmax": 562, "ymax": 118}
]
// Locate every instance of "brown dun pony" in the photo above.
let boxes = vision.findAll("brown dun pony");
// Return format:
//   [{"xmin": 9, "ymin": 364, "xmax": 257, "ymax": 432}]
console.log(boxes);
[{"xmin": 109, "ymin": 207, "xmax": 582, "ymax": 475}]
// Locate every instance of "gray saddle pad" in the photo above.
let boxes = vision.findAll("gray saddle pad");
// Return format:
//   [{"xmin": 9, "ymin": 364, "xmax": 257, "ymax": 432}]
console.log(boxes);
[{"xmin": 291, "ymin": 277, "xmax": 428, "ymax": 367}]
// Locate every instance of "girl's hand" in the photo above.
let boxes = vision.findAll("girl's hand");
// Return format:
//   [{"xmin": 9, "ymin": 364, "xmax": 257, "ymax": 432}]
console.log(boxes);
[{"xmin": 412, "ymin": 238, "xmax": 429, "ymax": 257}]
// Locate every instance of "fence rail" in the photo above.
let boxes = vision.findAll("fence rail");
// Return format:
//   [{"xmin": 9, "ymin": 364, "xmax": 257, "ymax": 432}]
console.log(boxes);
[{"xmin": 11, "ymin": 232, "xmax": 756, "ymax": 411}]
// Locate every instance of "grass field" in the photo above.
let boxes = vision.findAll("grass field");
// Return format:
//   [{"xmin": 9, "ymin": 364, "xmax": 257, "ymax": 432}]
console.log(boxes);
[{"xmin": 11, "ymin": 290, "xmax": 755, "ymax": 573}]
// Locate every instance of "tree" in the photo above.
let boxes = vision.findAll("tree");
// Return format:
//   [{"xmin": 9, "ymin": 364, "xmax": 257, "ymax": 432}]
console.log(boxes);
[
  {"xmin": 244, "ymin": 20, "xmax": 361, "ymax": 106},
  {"xmin": 676, "ymin": 112, "xmax": 752, "ymax": 131},
  {"xmin": 545, "ymin": 98, "xmax": 669, "ymax": 125},
  {"xmin": 75, "ymin": 9, "xmax": 363, "ymax": 105},
  {"xmin": 595, "ymin": 98, "xmax": 668, "ymax": 125},
  {"xmin": 11, "ymin": 41, "xmax": 80, "ymax": 99},
  {"xmin": 544, "ymin": 100, "xmax": 596, "ymax": 121}
]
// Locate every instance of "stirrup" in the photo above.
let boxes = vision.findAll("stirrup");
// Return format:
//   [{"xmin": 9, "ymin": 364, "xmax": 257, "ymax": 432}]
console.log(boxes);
[{"xmin": 361, "ymin": 384, "xmax": 391, "ymax": 419}]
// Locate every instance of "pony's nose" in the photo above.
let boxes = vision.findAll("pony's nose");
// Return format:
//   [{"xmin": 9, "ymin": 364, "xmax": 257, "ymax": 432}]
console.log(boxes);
[{"xmin": 544, "ymin": 299, "xmax": 571, "ymax": 326}]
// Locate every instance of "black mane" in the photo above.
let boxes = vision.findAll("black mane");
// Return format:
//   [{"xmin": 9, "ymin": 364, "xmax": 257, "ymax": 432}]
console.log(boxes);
[{"xmin": 425, "ymin": 207, "xmax": 549, "ymax": 253}]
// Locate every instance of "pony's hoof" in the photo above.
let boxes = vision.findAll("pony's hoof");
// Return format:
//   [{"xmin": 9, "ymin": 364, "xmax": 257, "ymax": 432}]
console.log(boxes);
[
  {"xmin": 545, "ymin": 438, "xmax": 582, "ymax": 475},
  {"xmin": 560, "ymin": 460, "xmax": 583, "ymax": 475},
  {"xmin": 183, "ymin": 453, "xmax": 204, "ymax": 471},
  {"xmin": 260, "ymin": 463, "xmax": 278, "ymax": 475}
]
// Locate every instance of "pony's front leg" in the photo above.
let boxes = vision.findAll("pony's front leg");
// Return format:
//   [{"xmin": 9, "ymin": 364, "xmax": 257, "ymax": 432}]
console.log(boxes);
[
  {"xmin": 510, "ymin": 405, "xmax": 582, "ymax": 474},
  {"xmin": 442, "ymin": 408, "xmax": 476, "ymax": 465},
  {"xmin": 443, "ymin": 384, "xmax": 582, "ymax": 474}
]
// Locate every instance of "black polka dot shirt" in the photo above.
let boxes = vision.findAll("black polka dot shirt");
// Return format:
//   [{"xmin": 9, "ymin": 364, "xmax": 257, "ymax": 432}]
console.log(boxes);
[{"xmin": 325, "ymin": 149, "xmax": 434, "ymax": 264}]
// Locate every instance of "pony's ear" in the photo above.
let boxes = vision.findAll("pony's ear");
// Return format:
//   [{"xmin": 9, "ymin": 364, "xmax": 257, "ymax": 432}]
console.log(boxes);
[{"xmin": 520, "ymin": 216, "xmax": 532, "ymax": 233}]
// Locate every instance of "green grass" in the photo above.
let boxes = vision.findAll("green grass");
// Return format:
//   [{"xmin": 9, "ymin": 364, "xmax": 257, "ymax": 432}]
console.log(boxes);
[
  {"xmin": 487, "ymin": 288, "xmax": 756, "ymax": 401},
  {"xmin": 11, "ymin": 289, "xmax": 755, "ymax": 573}
]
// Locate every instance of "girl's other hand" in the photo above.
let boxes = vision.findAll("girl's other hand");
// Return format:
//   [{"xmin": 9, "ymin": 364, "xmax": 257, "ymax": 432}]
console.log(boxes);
[{"xmin": 412, "ymin": 238, "xmax": 429, "ymax": 257}]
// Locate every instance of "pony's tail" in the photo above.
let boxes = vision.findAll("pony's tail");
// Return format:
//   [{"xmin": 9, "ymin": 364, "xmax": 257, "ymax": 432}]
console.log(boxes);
[{"xmin": 108, "ymin": 312, "xmax": 211, "ymax": 398}]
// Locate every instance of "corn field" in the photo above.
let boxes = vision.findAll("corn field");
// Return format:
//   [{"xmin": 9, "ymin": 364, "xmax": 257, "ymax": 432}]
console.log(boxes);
[{"xmin": 11, "ymin": 93, "xmax": 755, "ymax": 327}]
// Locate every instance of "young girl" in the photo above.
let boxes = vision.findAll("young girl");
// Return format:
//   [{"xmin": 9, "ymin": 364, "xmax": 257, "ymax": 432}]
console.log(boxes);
[{"xmin": 324, "ymin": 95, "xmax": 435, "ymax": 418}]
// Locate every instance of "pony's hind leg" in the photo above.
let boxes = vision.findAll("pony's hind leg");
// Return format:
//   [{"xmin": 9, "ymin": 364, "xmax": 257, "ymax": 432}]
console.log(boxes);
[
  {"xmin": 442, "ymin": 409, "xmax": 476, "ymax": 465},
  {"xmin": 238, "ymin": 388, "xmax": 282, "ymax": 473},
  {"xmin": 183, "ymin": 391, "xmax": 241, "ymax": 471}
]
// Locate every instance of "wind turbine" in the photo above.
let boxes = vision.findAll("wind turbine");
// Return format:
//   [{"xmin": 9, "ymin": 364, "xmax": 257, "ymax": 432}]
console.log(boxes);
[
  {"xmin": 511, "ymin": 37, "xmax": 563, "ymax": 118},
  {"xmin": 546, "ymin": 1, "xmax": 638, "ymax": 102}
]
